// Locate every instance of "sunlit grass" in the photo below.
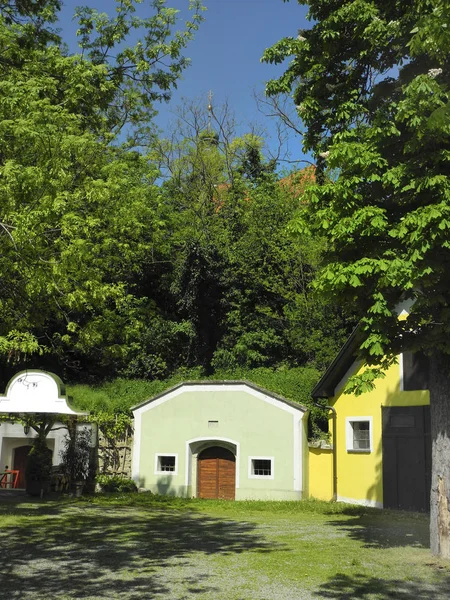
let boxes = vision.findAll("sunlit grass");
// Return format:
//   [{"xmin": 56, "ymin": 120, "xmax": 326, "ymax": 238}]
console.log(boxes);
[
  {"xmin": 78, "ymin": 491, "xmax": 372, "ymax": 513},
  {"xmin": 0, "ymin": 492, "xmax": 448, "ymax": 600}
]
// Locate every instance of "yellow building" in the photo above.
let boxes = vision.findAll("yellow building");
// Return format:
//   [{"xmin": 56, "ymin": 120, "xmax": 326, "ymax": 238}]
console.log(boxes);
[{"xmin": 308, "ymin": 328, "xmax": 431, "ymax": 511}]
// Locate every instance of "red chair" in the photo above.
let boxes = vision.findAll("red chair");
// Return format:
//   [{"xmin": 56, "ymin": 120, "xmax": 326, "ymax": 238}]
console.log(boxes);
[{"xmin": 0, "ymin": 470, "xmax": 19, "ymax": 489}]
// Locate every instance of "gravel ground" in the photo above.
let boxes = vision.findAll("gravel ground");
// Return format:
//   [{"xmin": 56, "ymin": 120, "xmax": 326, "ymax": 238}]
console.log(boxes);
[
  {"xmin": 0, "ymin": 499, "xmax": 449, "ymax": 600},
  {"xmin": 0, "ymin": 503, "xmax": 313, "ymax": 600}
]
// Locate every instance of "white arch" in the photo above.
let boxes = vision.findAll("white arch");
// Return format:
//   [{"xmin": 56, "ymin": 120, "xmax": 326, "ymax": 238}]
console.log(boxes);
[
  {"xmin": 0, "ymin": 370, "xmax": 86, "ymax": 415},
  {"xmin": 185, "ymin": 436, "xmax": 241, "ymax": 494}
]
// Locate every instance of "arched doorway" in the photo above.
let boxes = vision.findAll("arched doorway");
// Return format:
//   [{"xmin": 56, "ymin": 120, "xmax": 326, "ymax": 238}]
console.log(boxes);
[
  {"xmin": 13, "ymin": 444, "xmax": 52, "ymax": 489},
  {"xmin": 197, "ymin": 446, "xmax": 236, "ymax": 500}
]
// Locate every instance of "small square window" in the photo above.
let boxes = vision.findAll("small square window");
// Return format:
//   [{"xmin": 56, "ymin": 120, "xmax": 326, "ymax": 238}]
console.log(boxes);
[
  {"xmin": 249, "ymin": 457, "xmax": 274, "ymax": 479},
  {"xmin": 346, "ymin": 418, "xmax": 372, "ymax": 453},
  {"xmin": 155, "ymin": 454, "xmax": 177, "ymax": 474}
]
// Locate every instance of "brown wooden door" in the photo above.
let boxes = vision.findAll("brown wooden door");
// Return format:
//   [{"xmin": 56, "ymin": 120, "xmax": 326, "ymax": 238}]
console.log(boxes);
[
  {"xmin": 382, "ymin": 406, "xmax": 431, "ymax": 512},
  {"xmin": 197, "ymin": 446, "xmax": 236, "ymax": 500},
  {"xmin": 13, "ymin": 445, "xmax": 32, "ymax": 489}
]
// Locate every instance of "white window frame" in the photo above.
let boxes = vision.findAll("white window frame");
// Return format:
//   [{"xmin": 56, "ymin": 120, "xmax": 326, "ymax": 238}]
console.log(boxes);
[
  {"xmin": 346, "ymin": 417, "xmax": 373, "ymax": 453},
  {"xmin": 248, "ymin": 456, "xmax": 274, "ymax": 480},
  {"xmin": 154, "ymin": 453, "xmax": 178, "ymax": 475}
]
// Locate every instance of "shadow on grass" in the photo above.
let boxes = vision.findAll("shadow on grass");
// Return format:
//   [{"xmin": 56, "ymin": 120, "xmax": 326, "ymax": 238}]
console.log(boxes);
[
  {"xmin": 0, "ymin": 491, "xmax": 72, "ymax": 518},
  {"xmin": 324, "ymin": 512, "xmax": 429, "ymax": 550},
  {"xmin": 314, "ymin": 572, "xmax": 450, "ymax": 599},
  {"xmin": 0, "ymin": 498, "xmax": 281, "ymax": 599}
]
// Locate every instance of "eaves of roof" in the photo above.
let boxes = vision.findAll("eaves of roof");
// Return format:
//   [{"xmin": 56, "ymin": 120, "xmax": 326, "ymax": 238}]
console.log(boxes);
[
  {"xmin": 131, "ymin": 380, "xmax": 308, "ymax": 413},
  {"xmin": 311, "ymin": 326, "xmax": 363, "ymax": 399}
]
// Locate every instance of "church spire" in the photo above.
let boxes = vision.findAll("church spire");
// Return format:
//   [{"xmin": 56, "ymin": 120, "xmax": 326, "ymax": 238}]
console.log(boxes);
[
  {"xmin": 207, "ymin": 90, "xmax": 213, "ymax": 131},
  {"xmin": 199, "ymin": 90, "xmax": 219, "ymax": 146}
]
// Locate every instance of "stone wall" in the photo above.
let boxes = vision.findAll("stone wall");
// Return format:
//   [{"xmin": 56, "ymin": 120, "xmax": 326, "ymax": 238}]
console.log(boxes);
[{"xmin": 97, "ymin": 426, "xmax": 133, "ymax": 478}]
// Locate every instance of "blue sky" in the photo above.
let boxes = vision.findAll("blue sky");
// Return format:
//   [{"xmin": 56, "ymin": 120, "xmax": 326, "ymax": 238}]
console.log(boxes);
[{"xmin": 59, "ymin": 0, "xmax": 311, "ymax": 167}]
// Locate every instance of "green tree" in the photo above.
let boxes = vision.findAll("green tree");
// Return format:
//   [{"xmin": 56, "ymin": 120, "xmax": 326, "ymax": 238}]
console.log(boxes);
[
  {"xmin": 156, "ymin": 100, "xmax": 354, "ymax": 374},
  {"xmin": 155, "ymin": 101, "xmax": 281, "ymax": 372},
  {"xmin": 154, "ymin": 98, "xmax": 269, "ymax": 223},
  {"xmin": 73, "ymin": 0, "xmax": 205, "ymax": 143},
  {"xmin": 0, "ymin": 0, "xmax": 203, "ymax": 377},
  {"xmin": 212, "ymin": 170, "xmax": 350, "ymax": 372},
  {"xmin": 263, "ymin": 0, "xmax": 450, "ymax": 556}
]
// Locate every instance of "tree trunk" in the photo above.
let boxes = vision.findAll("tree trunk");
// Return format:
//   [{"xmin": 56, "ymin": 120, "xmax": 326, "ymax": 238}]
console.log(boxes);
[{"xmin": 429, "ymin": 351, "xmax": 450, "ymax": 557}]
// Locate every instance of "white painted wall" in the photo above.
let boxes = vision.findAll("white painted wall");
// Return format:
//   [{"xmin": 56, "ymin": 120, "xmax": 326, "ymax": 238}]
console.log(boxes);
[{"xmin": 0, "ymin": 422, "xmax": 68, "ymax": 473}]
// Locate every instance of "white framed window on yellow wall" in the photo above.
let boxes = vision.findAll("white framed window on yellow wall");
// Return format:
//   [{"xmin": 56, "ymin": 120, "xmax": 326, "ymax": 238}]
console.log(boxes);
[{"xmin": 345, "ymin": 417, "xmax": 373, "ymax": 452}]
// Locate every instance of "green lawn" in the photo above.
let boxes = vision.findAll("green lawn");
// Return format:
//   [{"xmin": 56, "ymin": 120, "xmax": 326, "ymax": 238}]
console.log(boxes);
[{"xmin": 0, "ymin": 493, "xmax": 449, "ymax": 599}]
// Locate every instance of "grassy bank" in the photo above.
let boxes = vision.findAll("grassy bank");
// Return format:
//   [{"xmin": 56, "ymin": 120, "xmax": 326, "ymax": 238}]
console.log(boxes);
[{"xmin": 0, "ymin": 494, "xmax": 448, "ymax": 599}]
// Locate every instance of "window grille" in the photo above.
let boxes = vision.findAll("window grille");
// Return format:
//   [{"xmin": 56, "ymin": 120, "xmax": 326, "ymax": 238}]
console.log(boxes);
[
  {"xmin": 352, "ymin": 421, "xmax": 370, "ymax": 450},
  {"xmin": 252, "ymin": 459, "xmax": 272, "ymax": 476},
  {"xmin": 158, "ymin": 455, "xmax": 176, "ymax": 472}
]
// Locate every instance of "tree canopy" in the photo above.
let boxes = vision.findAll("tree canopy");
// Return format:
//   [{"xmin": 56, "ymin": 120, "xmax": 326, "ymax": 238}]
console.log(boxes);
[
  {"xmin": 263, "ymin": 0, "xmax": 449, "ymax": 556},
  {"xmin": 0, "ymin": 2, "xmax": 356, "ymax": 460},
  {"xmin": 0, "ymin": 0, "xmax": 204, "ymax": 373},
  {"xmin": 263, "ymin": 0, "xmax": 449, "ymax": 367}
]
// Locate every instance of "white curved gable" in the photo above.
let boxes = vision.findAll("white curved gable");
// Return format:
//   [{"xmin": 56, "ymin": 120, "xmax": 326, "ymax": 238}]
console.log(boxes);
[{"xmin": 0, "ymin": 370, "xmax": 84, "ymax": 415}]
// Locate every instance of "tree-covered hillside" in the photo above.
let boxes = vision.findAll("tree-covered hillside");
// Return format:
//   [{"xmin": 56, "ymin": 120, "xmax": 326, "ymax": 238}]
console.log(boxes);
[{"xmin": 0, "ymin": 0, "xmax": 355, "ymax": 398}]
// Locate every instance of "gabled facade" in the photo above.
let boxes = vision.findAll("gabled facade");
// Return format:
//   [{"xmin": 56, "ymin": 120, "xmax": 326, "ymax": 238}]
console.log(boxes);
[
  {"xmin": 309, "ymin": 331, "xmax": 431, "ymax": 511},
  {"xmin": 132, "ymin": 382, "xmax": 308, "ymax": 501},
  {"xmin": 0, "ymin": 370, "xmax": 86, "ymax": 489}
]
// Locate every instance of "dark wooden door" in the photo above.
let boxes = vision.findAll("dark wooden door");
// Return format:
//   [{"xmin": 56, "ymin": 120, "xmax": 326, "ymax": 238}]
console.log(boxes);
[
  {"xmin": 13, "ymin": 445, "xmax": 32, "ymax": 489},
  {"xmin": 198, "ymin": 446, "xmax": 235, "ymax": 500},
  {"xmin": 382, "ymin": 406, "xmax": 431, "ymax": 511}
]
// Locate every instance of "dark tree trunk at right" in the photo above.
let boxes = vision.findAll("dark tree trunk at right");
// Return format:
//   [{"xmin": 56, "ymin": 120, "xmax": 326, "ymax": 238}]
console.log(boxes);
[{"xmin": 429, "ymin": 351, "xmax": 450, "ymax": 558}]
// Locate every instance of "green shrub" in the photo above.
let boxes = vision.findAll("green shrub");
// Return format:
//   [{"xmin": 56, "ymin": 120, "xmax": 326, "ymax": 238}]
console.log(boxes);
[
  {"xmin": 60, "ymin": 428, "xmax": 92, "ymax": 482},
  {"xmin": 26, "ymin": 439, "xmax": 53, "ymax": 496},
  {"xmin": 96, "ymin": 474, "xmax": 137, "ymax": 493}
]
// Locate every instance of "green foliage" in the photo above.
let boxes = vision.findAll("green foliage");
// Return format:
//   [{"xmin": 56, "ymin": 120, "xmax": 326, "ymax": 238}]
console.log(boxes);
[
  {"xmin": 152, "ymin": 100, "xmax": 354, "ymax": 376},
  {"xmin": 59, "ymin": 428, "xmax": 92, "ymax": 481},
  {"xmin": 89, "ymin": 411, "xmax": 133, "ymax": 440},
  {"xmin": 68, "ymin": 365, "xmax": 328, "ymax": 439},
  {"xmin": 213, "ymin": 366, "xmax": 320, "ymax": 408},
  {"xmin": 0, "ymin": 1, "xmax": 357, "ymax": 419},
  {"xmin": 73, "ymin": 0, "xmax": 205, "ymax": 141},
  {"xmin": 67, "ymin": 369, "xmax": 204, "ymax": 414},
  {"xmin": 69, "ymin": 368, "xmax": 319, "ymax": 413},
  {"xmin": 346, "ymin": 367, "xmax": 388, "ymax": 396},
  {"xmin": 210, "ymin": 172, "xmax": 354, "ymax": 372},
  {"xmin": 0, "ymin": 1, "xmax": 204, "ymax": 376},
  {"xmin": 25, "ymin": 438, "xmax": 52, "ymax": 485},
  {"xmin": 96, "ymin": 474, "xmax": 137, "ymax": 493},
  {"xmin": 265, "ymin": 1, "xmax": 450, "ymax": 556},
  {"xmin": 264, "ymin": 0, "xmax": 450, "ymax": 367}
]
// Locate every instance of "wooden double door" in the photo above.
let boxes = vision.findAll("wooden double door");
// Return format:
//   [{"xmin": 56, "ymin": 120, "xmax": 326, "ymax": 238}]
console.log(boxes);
[
  {"xmin": 382, "ymin": 406, "xmax": 431, "ymax": 512},
  {"xmin": 197, "ymin": 446, "xmax": 236, "ymax": 500}
]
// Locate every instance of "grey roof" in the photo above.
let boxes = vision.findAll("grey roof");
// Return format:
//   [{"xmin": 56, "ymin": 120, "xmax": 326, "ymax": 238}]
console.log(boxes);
[
  {"xmin": 311, "ymin": 326, "xmax": 363, "ymax": 398},
  {"xmin": 132, "ymin": 380, "xmax": 308, "ymax": 413}
]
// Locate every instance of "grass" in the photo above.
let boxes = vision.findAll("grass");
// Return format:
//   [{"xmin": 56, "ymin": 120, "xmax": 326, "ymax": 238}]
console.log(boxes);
[{"xmin": 0, "ymin": 492, "xmax": 449, "ymax": 599}]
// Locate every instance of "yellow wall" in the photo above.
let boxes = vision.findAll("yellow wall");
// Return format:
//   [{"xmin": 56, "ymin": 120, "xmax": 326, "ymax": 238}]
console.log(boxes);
[
  {"xmin": 308, "ymin": 447, "xmax": 333, "ymax": 501},
  {"xmin": 307, "ymin": 356, "xmax": 429, "ymax": 507}
]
